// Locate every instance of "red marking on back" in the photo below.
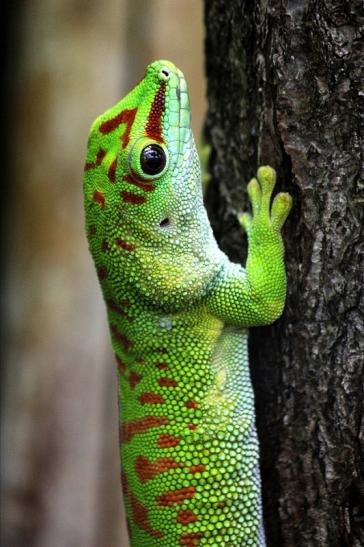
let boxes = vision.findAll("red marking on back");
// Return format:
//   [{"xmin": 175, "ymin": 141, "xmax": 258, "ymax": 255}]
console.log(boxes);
[
  {"xmin": 111, "ymin": 324, "xmax": 133, "ymax": 351},
  {"xmin": 187, "ymin": 423, "xmax": 197, "ymax": 431},
  {"xmin": 97, "ymin": 266, "xmax": 108, "ymax": 280},
  {"xmin": 115, "ymin": 354, "xmax": 126, "ymax": 373},
  {"xmin": 185, "ymin": 400, "xmax": 199, "ymax": 409},
  {"xmin": 108, "ymin": 159, "xmax": 117, "ymax": 183},
  {"xmin": 146, "ymin": 83, "xmax": 166, "ymax": 143},
  {"xmin": 126, "ymin": 519, "xmax": 133, "ymax": 541},
  {"xmin": 158, "ymin": 377, "xmax": 178, "ymax": 388},
  {"xmin": 120, "ymin": 472, "xmax": 133, "ymax": 540},
  {"xmin": 139, "ymin": 392, "xmax": 165, "ymax": 405},
  {"xmin": 157, "ymin": 434, "xmax": 181, "ymax": 448},
  {"xmin": 157, "ymin": 486, "xmax": 196, "ymax": 507},
  {"xmin": 129, "ymin": 371, "xmax": 143, "ymax": 389},
  {"xmin": 123, "ymin": 174, "xmax": 155, "ymax": 192},
  {"xmin": 92, "ymin": 191, "xmax": 105, "ymax": 208},
  {"xmin": 121, "ymin": 191, "xmax": 146, "ymax": 204},
  {"xmin": 180, "ymin": 532, "xmax": 203, "ymax": 546},
  {"xmin": 189, "ymin": 464, "xmax": 205, "ymax": 474},
  {"xmin": 176, "ymin": 510, "xmax": 198, "ymax": 525},
  {"xmin": 99, "ymin": 107, "xmax": 137, "ymax": 148},
  {"xmin": 89, "ymin": 224, "xmax": 97, "ymax": 236},
  {"xmin": 115, "ymin": 238, "xmax": 136, "ymax": 251},
  {"xmin": 135, "ymin": 456, "xmax": 182, "ymax": 483},
  {"xmin": 155, "ymin": 362, "xmax": 169, "ymax": 370},
  {"xmin": 107, "ymin": 299, "xmax": 133, "ymax": 321},
  {"xmin": 121, "ymin": 416, "xmax": 168, "ymax": 443},
  {"xmin": 120, "ymin": 470, "xmax": 129, "ymax": 497},
  {"xmin": 130, "ymin": 490, "xmax": 163, "ymax": 539}
]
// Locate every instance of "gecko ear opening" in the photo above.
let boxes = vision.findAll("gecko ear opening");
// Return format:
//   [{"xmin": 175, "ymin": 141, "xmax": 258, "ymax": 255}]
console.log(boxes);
[
  {"xmin": 159, "ymin": 217, "xmax": 171, "ymax": 228},
  {"xmin": 128, "ymin": 137, "xmax": 169, "ymax": 180}
]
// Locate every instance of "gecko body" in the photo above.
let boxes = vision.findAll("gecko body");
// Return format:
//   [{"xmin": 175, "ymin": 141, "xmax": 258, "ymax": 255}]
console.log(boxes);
[{"xmin": 84, "ymin": 60, "xmax": 291, "ymax": 546}]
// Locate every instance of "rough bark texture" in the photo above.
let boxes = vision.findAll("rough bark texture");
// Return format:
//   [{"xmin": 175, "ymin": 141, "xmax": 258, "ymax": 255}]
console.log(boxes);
[{"xmin": 204, "ymin": 1, "xmax": 364, "ymax": 546}]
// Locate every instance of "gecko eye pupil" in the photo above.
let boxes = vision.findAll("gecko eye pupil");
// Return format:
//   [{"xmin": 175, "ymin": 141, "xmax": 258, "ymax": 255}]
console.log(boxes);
[{"xmin": 140, "ymin": 144, "xmax": 166, "ymax": 175}]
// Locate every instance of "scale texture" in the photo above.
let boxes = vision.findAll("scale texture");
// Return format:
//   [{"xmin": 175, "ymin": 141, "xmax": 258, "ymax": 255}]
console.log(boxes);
[{"xmin": 83, "ymin": 60, "xmax": 291, "ymax": 546}]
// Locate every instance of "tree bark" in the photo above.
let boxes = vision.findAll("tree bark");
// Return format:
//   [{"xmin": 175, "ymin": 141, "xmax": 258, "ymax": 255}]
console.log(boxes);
[{"xmin": 204, "ymin": 1, "xmax": 364, "ymax": 546}]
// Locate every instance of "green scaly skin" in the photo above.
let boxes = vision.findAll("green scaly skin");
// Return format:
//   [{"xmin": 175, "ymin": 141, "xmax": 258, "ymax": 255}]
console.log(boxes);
[{"xmin": 84, "ymin": 60, "xmax": 292, "ymax": 546}]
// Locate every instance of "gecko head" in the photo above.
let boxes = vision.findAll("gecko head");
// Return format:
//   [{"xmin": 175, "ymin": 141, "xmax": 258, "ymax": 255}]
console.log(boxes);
[{"xmin": 84, "ymin": 60, "xmax": 221, "ymax": 312}]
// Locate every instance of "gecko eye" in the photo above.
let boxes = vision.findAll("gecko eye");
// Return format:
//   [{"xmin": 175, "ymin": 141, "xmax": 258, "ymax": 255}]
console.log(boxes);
[{"xmin": 140, "ymin": 144, "xmax": 166, "ymax": 175}]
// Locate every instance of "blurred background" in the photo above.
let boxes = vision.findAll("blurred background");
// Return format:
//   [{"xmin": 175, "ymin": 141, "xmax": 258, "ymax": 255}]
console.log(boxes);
[{"xmin": 1, "ymin": 1, "xmax": 205, "ymax": 545}]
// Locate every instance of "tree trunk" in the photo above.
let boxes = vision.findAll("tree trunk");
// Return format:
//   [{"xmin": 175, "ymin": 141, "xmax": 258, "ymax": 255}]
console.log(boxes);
[{"xmin": 204, "ymin": 1, "xmax": 364, "ymax": 546}]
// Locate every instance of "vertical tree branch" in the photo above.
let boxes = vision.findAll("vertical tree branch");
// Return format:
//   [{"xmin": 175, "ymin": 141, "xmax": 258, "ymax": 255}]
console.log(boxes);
[{"xmin": 204, "ymin": 1, "xmax": 364, "ymax": 545}]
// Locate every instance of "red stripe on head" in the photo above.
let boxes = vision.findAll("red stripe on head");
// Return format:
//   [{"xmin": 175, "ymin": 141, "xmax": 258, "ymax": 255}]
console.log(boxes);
[
  {"xmin": 108, "ymin": 159, "xmax": 117, "ymax": 183},
  {"xmin": 123, "ymin": 174, "xmax": 155, "ymax": 192},
  {"xmin": 99, "ymin": 108, "xmax": 137, "ymax": 148},
  {"xmin": 96, "ymin": 148, "xmax": 106, "ymax": 165},
  {"xmin": 92, "ymin": 191, "xmax": 105, "ymax": 208},
  {"xmin": 84, "ymin": 149, "xmax": 106, "ymax": 172},
  {"xmin": 115, "ymin": 238, "xmax": 136, "ymax": 251},
  {"xmin": 84, "ymin": 161, "xmax": 94, "ymax": 172},
  {"xmin": 146, "ymin": 83, "xmax": 166, "ymax": 143},
  {"xmin": 121, "ymin": 191, "xmax": 146, "ymax": 204}
]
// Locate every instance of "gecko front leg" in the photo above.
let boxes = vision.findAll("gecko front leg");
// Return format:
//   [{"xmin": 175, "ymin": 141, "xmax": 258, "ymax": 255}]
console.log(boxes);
[{"xmin": 207, "ymin": 166, "xmax": 292, "ymax": 326}]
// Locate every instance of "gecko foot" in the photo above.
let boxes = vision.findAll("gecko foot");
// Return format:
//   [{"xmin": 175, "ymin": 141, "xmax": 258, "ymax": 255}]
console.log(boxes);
[{"xmin": 239, "ymin": 166, "xmax": 292, "ymax": 234}]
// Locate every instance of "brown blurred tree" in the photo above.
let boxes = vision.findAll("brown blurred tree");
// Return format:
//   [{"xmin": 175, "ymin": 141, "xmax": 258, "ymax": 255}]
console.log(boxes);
[{"xmin": 204, "ymin": 1, "xmax": 364, "ymax": 546}]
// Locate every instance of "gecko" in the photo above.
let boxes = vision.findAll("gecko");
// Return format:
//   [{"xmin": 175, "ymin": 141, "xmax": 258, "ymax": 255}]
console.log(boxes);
[{"xmin": 83, "ymin": 60, "xmax": 292, "ymax": 546}]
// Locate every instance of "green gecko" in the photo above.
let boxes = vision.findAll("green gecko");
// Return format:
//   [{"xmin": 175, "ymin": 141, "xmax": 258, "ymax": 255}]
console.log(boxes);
[{"xmin": 84, "ymin": 60, "xmax": 292, "ymax": 546}]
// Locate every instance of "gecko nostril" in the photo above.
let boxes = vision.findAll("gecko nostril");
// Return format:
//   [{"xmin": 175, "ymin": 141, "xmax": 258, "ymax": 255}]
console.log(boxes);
[
  {"xmin": 160, "ymin": 68, "xmax": 170, "ymax": 80},
  {"xmin": 159, "ymin": 218, "xmax": 171, "ymax": 228}
]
